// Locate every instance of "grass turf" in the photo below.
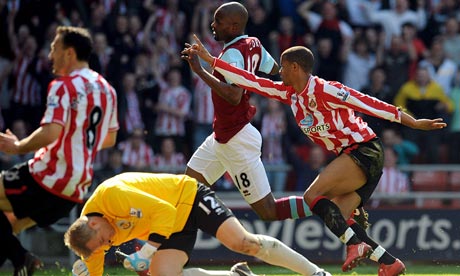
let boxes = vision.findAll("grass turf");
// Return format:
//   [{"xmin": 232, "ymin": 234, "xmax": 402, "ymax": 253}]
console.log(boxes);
[{"xmin": 2, "ymin": 263, "xmax": 460, "ymax": 276}]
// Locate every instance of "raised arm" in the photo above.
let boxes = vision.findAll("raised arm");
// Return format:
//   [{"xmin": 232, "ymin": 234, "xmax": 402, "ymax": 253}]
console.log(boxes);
[
  {"xmin": 400, "ymin": 111, "xmax": 446, "ymax": 130},
  {"xmin": 181, "ymin": 35, "xmax": 244, "ymax": 105}
]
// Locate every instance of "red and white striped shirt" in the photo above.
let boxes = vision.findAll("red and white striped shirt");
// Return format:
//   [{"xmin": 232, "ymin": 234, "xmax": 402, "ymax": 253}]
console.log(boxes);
[
  {"xmin": 192, "ymin": 74, "xmax": 214, "ymax": 124},
  {"xmin": 212, "ymin": 58, "xmax": 401, "ymax": 154},
  {"xmin": 376, "ymin": 167, "xmax": 409, "ymax": 194},
  {"xmin": 155, "ymin": 85, "xmax": 191, "ymax": 136},
  {"xmin": 29, "ymin": 68, "xmax": 118, "ymax": 203},
  {"xmin": 152, "ymin": 153, "xmax": 186, "ymax": 173},
  {"xmin": 117, "ymin": 140, "xmax": 155, "ymax": 170},
  {"xmin": 12, "ymin": 56, "xmax": 42, "ymax": 106}
]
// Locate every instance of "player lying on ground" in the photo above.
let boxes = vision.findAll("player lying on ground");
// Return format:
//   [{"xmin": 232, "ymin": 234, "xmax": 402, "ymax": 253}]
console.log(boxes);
[{"xmin": 64, "ymin": 172, "xmax": 331, "ymax": 276}]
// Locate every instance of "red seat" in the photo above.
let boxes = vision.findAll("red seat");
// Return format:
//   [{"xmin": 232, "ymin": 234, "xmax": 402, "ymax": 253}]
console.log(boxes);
[
  {"xmin": 449, "ymin": 171, "xmax": 460, "ymax": 191},
  {"xmin": 411, "ymin": 171, "xmax": 449, "ymax": 191},
  {"xmin": 422, "ymin": 199, "xmax": 445, "ymax": 209}
]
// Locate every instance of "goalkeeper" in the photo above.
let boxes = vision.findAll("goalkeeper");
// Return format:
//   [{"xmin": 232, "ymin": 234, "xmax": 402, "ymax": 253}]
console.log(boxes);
[{"xmin": 64, "ymin": 172, "xmax": 331, "ymax": 276}]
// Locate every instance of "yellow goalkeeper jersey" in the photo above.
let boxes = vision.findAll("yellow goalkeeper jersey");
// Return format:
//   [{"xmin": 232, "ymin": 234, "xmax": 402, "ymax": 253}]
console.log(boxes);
[{"xmin": 82, "ymin": 172, "xmax": 198, "ymax": 275}]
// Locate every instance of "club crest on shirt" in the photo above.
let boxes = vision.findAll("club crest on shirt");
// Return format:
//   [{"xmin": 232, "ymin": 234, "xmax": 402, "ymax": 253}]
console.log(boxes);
[
  {"xmin": 116, "ymin": 220, "xmax": 132, "ymax": 230},
  {"xmin": 336, "ymin": 88, "xmax": 350, "ymax": 101},
  {"xmin": 130, "ymin": 208, "xmax": 142, "ymax": 218},
  {"xmin": 309, "ymin": 99, "xmax": 317, "ymax": 109}
]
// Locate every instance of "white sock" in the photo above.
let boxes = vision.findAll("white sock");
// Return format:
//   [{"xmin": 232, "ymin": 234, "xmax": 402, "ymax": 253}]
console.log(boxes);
[
  {"xmin": 183, "ymin": 268, "xmax": 236, "ymax": 276},
  {"xmin": 254, "ymin": 234, "xmax": 319, "ymax": 276}
]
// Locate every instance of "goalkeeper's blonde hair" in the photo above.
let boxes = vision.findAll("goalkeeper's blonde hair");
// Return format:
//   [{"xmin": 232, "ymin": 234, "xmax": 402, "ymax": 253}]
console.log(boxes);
[{"xmin": 64, "ymin": 216, "xmax": 96, "ymax": 258}]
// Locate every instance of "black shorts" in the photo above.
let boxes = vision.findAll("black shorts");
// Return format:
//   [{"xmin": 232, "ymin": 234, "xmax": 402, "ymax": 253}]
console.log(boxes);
[
  {"xmin": 341, "ymin": 138, "xmax": 384, "ymax": 207},
  {"xmin": 158, "ymin": 182, "xmax": 234, "ymax": 257},
  {"xmin": 2, "ymin": 162, "xmax": 77, "ymax": 227}
]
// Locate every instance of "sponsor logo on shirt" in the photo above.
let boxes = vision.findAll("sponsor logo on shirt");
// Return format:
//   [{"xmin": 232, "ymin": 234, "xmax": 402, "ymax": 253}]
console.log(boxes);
[
  {"xmin": 130, "ymin": 208, "xmax": 142, "ymax": 218},
  {"xmin": 299, "ymin": 114, "xmax": 314, "ymax": 127},
  {"xmin": 47, "ymin": 95, "xmax": 59, "ymax": 107},
  {"xmin": 300, "ymin": 123, "xmax": 331, "ymax": 135},
  {"xmin": 337, "ymin": 88, "xmax": 350, "ymax": 101}
]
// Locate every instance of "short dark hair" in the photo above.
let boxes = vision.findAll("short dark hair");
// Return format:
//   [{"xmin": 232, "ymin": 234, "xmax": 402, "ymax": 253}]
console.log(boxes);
[
  {"xmin": 281, "ymin": 46, "xmax": 315, "ymax": 73},
  {"xmin": 57, "ymin": 26, "xmax": 93, "ymax": 62}
]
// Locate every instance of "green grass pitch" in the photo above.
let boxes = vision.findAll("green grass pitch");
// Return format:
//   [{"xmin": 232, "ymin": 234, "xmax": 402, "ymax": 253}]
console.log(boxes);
[{"xmin": 1, "ymin": 263, "xmax": 460, "ymax": 276}]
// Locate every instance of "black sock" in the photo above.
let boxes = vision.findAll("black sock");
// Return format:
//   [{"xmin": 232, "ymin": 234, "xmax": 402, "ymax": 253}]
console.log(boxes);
[
  {"xmin": 310, "ymin": 197, "xmax": 360, "ymax": 245},
  {"xmin": 349, "ymin": 220, "xmax": 395, "ymax": 265},
  {"xmin": 0, "ymin": 212, "xmax": 27, "ymax": 267}
]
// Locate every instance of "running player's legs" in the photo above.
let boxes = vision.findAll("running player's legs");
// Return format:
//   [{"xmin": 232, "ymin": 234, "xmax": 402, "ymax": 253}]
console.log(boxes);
[
  {"xmin": 216, "ymin": 124, "xmax": 270, "ymax": 203},
  {"xmin": 186, "ymin": 134, "xmax": 226, "ymax": 185},
  {"xmin": 215, "ymin": 124, "xmax": 279, "ymax": 220}
]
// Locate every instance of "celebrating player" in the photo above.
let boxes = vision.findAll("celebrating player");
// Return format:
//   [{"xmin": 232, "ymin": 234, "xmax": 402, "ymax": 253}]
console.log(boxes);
[
  {"xmin": 183, "ymin": 1, "xmax": 313, "ymax": 222},
  {"xmin": 64, "ymin": 172, "xmax": 331, "ymax": 276},
  {"xmin": 182, "ymin": 35, "xmax": 447, "ymax": 276},
  {"xmin": 0, "ymin": 26, "xmax": 118, "ymax": 275}
]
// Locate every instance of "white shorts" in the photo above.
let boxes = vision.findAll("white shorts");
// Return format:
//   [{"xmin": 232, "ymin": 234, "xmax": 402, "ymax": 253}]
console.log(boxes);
[{"xmin": 187, "ymin": 123, "xmax": 271, "ymax": 204}]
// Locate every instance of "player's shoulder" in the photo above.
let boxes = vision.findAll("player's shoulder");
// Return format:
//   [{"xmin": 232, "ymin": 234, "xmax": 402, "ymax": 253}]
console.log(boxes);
[{"xmin": 231, "ymin": 36, "xmax": 262, "ymax": 47}]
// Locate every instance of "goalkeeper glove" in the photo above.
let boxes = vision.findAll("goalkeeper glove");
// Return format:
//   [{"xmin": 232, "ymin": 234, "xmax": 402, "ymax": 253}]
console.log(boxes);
[
  {"xmin": 120, "ymin": 242, "xmax": 157, "ymax": 272},
  {"xmin": 72, "ymin": 260, "xmax": 89, "ymax": 276}
]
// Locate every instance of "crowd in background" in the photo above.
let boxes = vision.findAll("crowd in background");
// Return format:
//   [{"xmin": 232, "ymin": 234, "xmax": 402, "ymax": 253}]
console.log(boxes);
[{"xmin": 0, "ymin": 0, "xmax": 459, "ymax": 195}]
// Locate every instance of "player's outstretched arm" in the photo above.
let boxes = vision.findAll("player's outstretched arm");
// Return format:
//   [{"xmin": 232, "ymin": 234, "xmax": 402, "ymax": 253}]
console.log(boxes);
[{"xmin": 400, "ymin": 111, "xmax": 447, "ymax": 130}]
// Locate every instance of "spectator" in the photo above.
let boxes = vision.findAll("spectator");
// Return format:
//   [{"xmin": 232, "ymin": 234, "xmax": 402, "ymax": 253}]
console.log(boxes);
[
  {"xmin": 8, "ymin": 24, "xmax": 45, "ymax": 128},
  {"xmin": 447, "ymin": 70, "xmax": 460, "ymax": 163},
  {"xmin": 288, "ymin": 144, "xmax": 329, "ymax": 192},
  {"xmin": 419, "ymin": 36, "xmax": 457, "ymax": 96},
  {"xmin": 133, "ymin": 53, "xmax": 161, "ymax": 147},
  {"xmin": 261, "ymin": 99, "xmax": 288, "ymax": 192},
  {"xmin": 401, "ymin": 22, "xmax": 428, "ymax": 79},
  {"xmin": 441, "ymin": 17, "xmax": 460, "ymax": 66},
  {"xmin": 89, "ymin": 32, "xmax": 113, "ymax": 76},
  {"xmin": 342, "ymin": 36, "xmax": 377, "ymax": 91},
  {"xmin": 314, "ymin": 37, "xmax": 345, "ymax": 81},
  {"xmin": 118, "ymin": 72, "xmax": 145, "ymax": 139},
  {"xmin": 394, "ymin": 65, "xmax": 454, "ymax": 162},
  {"xmin": 154, "ymin": 67, "xmax": 192, "ymax": 154},
  {"xmin": 246, "ymin": 1, "xmax": 273, "ymax": 48},
  {"xmin": 297, "ymin": 0, "xmax": 354, "ymax": 79},
  {"xmin": 152, "ymin": 137, "xmax": 186, "ymax": 173},
  {"xmin": 381, "ymin": 127, "xmax": 419, "ymax": 165},
  {"xmin": 362, "ymin": 0, "xmax": 427, "ymax": 47},
  {"xmin": 92, "ymin": 148, "xmax": 134, "ymax": 189},
  {"xmin": 269, "ymin": 16, "xmax": 311, "ymax": 62},
  {"xmin": 377, "ymin": 35, "xmax": 416, "ymax": 95},
  {"xmin": 118, "ymin": 127, "xmax": 155, "ymax": 172},
  {"xmin": 359, "ymin": 66, "xmax": 402, "ymax": 135},
  {"xmin": 371, "ymin": 146, "xmax": 410, "ymax": 208}
]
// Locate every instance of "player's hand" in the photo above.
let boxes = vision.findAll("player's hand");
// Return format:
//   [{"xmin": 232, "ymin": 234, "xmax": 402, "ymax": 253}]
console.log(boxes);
[
  {"xmin": 414, "ymin": 118, "xmax": 447, "ymax": 130},
  {"xmin": 119, "ymin": 242, "xmax": 157, "ymax": 272},
  {"xmin": 181, "ymin": 34, "xmax": 215, "ymax": 65},
  {"xmin": 72, "ymin": 260, "xmax": 89, "ymax": 276},
  {"xmin": 181, "ymin": 44, "xmax": 204, "ymax": 74},
  {"xmin": 0, "ymin": 129, "xmax": 19, "ymax": 154}
]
